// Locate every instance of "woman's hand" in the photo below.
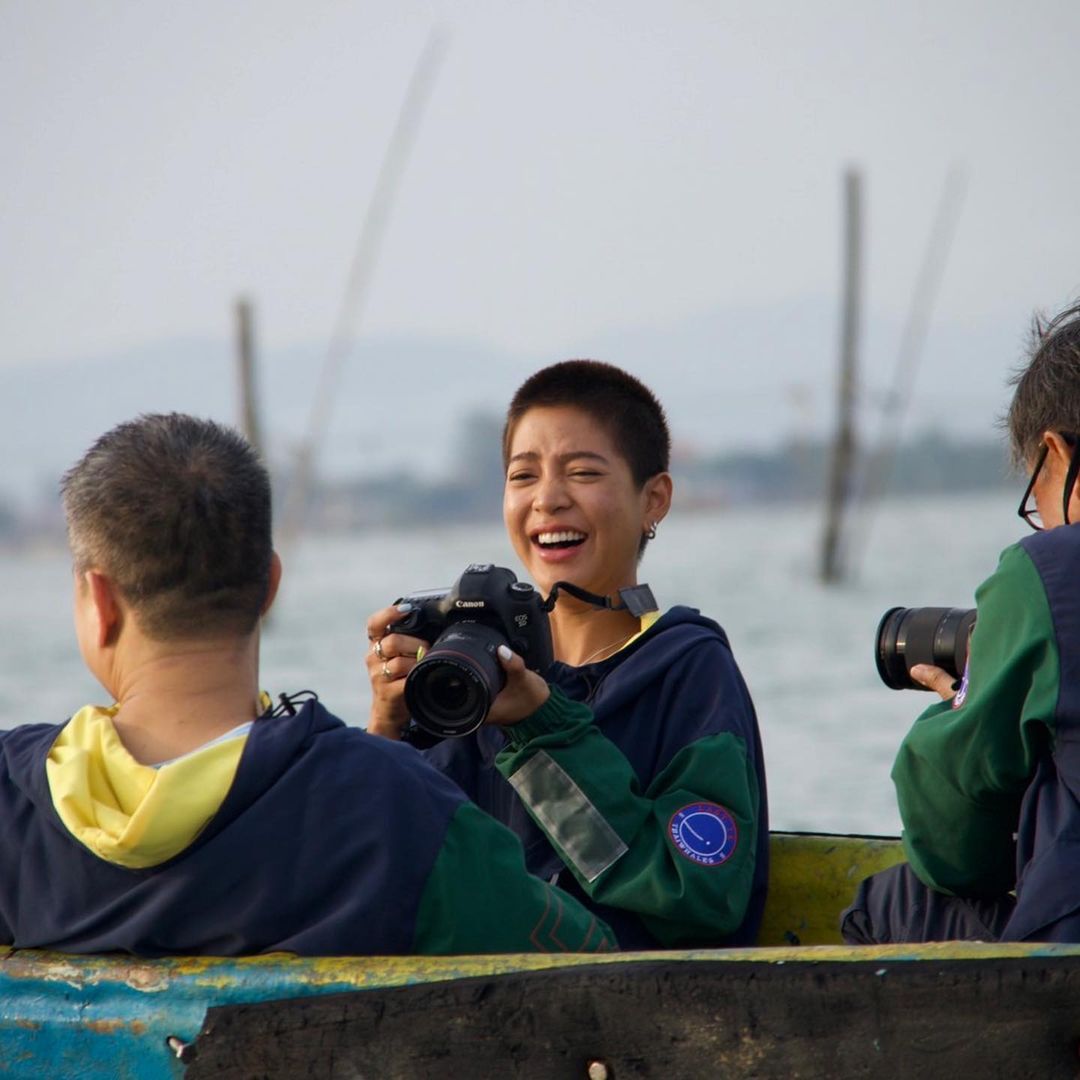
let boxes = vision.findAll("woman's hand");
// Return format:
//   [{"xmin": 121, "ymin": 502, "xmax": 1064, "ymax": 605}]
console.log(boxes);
[
  {"xmin": 910, "ymin": 663, "xmax": 958, "ymax": 702},
  {"xmin": 365, "ymin": 604, "xmax": 426, "ymax": 739},
  {"xmin": 486, "ymin": 646, "xmax": 551, "ymax": 726}
]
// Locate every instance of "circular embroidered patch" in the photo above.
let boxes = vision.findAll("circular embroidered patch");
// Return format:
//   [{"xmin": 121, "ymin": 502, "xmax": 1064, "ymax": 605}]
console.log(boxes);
[{"xmin": 669, "ymin": 802, "xmax": 738, "ymax": 866}]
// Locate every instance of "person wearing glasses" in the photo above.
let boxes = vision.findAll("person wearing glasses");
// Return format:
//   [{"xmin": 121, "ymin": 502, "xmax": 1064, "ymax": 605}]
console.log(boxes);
[{"xmin": 843, "ymin": 300, "xmax": 1080, "ymax": 944}]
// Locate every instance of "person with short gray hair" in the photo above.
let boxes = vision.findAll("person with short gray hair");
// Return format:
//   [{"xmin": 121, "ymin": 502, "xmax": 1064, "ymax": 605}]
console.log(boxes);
[
  {"xmin": 0, "ymin": 412, "xmax": 614, "ymax": 956},
  {"xmin": 843, "ymin": 301, "xmax": 1080, "ymax": 944}
]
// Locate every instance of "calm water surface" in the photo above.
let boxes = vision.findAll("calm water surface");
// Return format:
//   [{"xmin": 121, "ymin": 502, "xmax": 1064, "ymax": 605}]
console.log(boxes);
[{"xmin": 1, "ymin": 491, "xmax": 1022, "ymax": 834}]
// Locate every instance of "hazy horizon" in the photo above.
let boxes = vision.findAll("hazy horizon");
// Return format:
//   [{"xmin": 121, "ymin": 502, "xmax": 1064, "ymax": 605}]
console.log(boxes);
[
  {"xmin": 5, "ymin": 2, "xmax": 1077, "ymax": 506},
  {"xmin": 1, "ymin": 293, "xmax": 1022, "ymax": 510}
]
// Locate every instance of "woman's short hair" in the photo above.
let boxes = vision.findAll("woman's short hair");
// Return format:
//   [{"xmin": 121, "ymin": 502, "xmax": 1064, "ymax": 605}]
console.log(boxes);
[
  {"xmin": 61, "ymin": 413, "xmax": 273, "ymax": 641},
  {"xmin": 1008, "ymin": 302, "xmax": 1080, "ymax": 468},
  {"xmin": 502, "ymin": 359, "xmax": 671, "ymax": 485}
]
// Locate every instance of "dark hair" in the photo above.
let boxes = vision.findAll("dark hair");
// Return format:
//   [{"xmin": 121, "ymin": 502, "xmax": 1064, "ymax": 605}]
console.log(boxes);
[
  {"xmin": 61, "ymin": 413, "xmax": 273, "ymax": 641},
  {"xmin": 502, "ymin": 359, "xmax": 671, "ymax": 484},
  {"xmin": 1008, "ymin": 303, "xmax": 1080, "ymax": 468}
]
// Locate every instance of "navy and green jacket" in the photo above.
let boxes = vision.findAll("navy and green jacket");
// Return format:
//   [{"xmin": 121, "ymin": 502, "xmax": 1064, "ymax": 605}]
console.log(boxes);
[
  {"xmin": 426, "ymin": 606, "xmax": 769, "ymax": 948},
  {"xmin": 0, "ymin": 699, "xmax": 614, "ymax": 956},
  {"xmin": 893, "ymin": 524, "xmax": 1080, "ymax": 941}
]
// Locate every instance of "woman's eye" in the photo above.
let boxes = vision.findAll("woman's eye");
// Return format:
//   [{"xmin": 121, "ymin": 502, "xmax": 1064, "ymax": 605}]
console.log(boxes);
[
  {"xmin": 507, "ymin": 471, "xmax": 535, "ymax": 483},
  {"xmin": 570, "ymin": 469, "xmax": 602, "ymax": 479}
]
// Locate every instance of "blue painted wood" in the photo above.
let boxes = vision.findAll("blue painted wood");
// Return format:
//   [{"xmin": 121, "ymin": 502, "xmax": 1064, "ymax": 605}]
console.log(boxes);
[{"xmin": 0, "ymin": 950, "xmax": 625, "ymax": 1078}]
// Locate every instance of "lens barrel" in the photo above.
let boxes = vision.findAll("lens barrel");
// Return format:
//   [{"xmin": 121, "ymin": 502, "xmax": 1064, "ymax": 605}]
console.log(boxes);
[
  {"xmin": 875, "ymin": 606, "xmax": 977, "ymax": 691},
  {"xmin": 403, "ymin": 622, "xmax": 507, "ymax": 738}
]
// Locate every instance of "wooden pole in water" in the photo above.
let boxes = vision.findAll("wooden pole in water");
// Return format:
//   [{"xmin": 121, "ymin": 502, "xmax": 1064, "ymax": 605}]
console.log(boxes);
[
  {"xmin": 234, "ymin": 296, "xmax": 263, "ymax": 459},
  {"xmin": 279, "ymin": 30, "xmax": 448, "ymax": 549},
  {"xmin": 820, "ymin": 169, "xmax": 862, "ymax": 584},
  {"xmin": 846, "ymin": 168, "xmax": 967, "ymax": 576}
]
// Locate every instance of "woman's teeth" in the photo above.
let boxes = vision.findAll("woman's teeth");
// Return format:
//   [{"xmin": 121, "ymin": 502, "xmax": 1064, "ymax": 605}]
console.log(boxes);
[{"xmin": 536, "ymin": 530, "xmax": 586, "ymax": 548}]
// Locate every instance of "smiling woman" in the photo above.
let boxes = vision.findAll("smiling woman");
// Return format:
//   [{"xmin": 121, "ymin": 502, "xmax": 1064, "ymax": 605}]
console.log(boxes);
[
  {"xmin": 365, "ymin": 360, "xmax": 769, "ymax": 949},
  {"xmin": 502, "ymin": 403, "xmax": 671, "ymax": 664}
]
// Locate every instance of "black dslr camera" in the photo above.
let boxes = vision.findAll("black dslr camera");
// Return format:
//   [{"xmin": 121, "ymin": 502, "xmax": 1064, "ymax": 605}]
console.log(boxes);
[
  {"xmin": 875, "ymin": 606, "xmax": 976, "ymax": 691},
  {"xmin": 392, "ymin": 564, "xmax": 554, "ymax": 740}
]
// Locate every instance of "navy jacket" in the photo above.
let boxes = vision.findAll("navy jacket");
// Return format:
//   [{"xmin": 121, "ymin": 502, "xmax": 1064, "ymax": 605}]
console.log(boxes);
[
  {"xmin": 0, "ymin": 702, "xmax": 474, "ymax": 954},
  {"xmin": 426, "ymin": 606, "xmax": 769, "ymax": 947}
]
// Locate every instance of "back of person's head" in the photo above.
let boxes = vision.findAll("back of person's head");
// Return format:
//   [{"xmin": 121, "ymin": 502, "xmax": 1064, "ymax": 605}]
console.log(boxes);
[
  {"xmin": 502, "ymin": 359, "xmax": 671, "ymax": 486},
  {"xmin": 1009, "ymin": 302, "xmax": 1080, "ymax": 467},
  {"xmin": 62, "ymin": 413, "xmax": 273, "ymax": 641}
]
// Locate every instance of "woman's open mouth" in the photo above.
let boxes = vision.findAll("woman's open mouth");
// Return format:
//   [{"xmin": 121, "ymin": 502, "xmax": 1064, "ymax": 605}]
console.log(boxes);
[{"xmin": 532, "ymin": 529, "xmax": 587, "ymax": 559}]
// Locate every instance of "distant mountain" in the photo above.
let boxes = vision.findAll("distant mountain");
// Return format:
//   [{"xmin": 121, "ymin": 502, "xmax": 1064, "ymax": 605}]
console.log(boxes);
[
  {"xmin": 2, "ymin": 334, "xmax": 534, "ymax": 506},
  {"xmin": 1, "ymin": 297, "xmax": 1020, "ymax": 508}
]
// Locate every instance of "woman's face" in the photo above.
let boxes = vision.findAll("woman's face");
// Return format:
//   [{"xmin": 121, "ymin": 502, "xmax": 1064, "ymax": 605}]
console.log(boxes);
[{"xmin": 503, "ymin": 405, "xmax": 668, "ymax": 599}]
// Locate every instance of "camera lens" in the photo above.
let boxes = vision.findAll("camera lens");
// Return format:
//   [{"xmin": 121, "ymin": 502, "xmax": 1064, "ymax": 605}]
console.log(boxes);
[
  {"xmin": 430, "ymin": 672, "xmax": 471, "ymax": 714},
  {"xmin": 875, "ymin": 606, "xmax": 976, "ymax": 691},
  {"xmin": 404, "ymin": 622, "xmax": 507, "ymax": 738}
]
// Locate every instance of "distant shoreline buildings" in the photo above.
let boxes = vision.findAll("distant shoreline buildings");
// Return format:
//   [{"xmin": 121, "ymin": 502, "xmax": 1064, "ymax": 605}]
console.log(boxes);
[
  {"xmin": 0, "ymin": 423, "xmax": 1012, "ymax": 550},
  {"xmin": 314, "ymin": 428, "xmax": 1012, "ymax": 531}
]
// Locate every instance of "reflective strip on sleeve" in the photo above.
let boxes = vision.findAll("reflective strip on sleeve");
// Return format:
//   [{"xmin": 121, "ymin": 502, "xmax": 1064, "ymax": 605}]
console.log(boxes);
[{"xmin": 507, "ymin": 751, "xmax": 629, "ymax": 883}]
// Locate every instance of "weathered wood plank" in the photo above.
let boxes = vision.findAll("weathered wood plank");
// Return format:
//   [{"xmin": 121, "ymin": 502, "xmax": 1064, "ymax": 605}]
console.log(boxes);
[{"xmin": 187, "ymin": 957, "xmax": 1080, "ymax": 1079}]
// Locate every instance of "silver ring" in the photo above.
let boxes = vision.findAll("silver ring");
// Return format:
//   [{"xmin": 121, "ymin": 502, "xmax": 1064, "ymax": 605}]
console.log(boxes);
[
  {"xmin": 373, "ymin": 638, "xmax": 387, "ymax": 661},
  {"xmin": 381, "ymin": 661, "xmax": 393, "ymax": 681}
]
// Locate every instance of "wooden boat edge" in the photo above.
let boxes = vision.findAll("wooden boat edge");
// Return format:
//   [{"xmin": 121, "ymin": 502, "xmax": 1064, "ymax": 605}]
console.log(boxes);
[{"xmin": 3, "ymin": 831, "xmax": 1076, "ymax": 1078}]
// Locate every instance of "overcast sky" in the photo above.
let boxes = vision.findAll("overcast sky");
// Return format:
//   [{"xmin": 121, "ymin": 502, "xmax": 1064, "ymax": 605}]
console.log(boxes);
[{"xmin": 3, "ymin": 1, "xmax": 1079, "ymax": 373}]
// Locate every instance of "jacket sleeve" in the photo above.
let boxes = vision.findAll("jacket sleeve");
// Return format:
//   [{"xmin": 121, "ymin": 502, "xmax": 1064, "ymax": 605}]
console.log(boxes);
[
  {"xmin": 892, "ymin": 543, "xmax": 1058, "ymax": 897},
  {"xmin": 493, "ymin": 641, "xmax": 761, "ymax": 947},
  {"xmin": 411, "ymin": 800, "xmax": 617, "ymax": 954}
]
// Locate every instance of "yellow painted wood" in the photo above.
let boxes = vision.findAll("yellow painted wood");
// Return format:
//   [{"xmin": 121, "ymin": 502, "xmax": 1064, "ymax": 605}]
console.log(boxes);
[
  {"xmin": 758, "ymin": 831, "xmax": 906, "ymax": 946},
  {"xmin": 6, "ymin": 935, "xmax": 1080, "ymax": 1002}
]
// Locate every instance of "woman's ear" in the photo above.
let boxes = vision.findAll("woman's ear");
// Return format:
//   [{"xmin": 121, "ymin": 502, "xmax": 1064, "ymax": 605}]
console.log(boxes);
[{"xmin": 642, "ymin": 472, "xmax": 673, "ymax": 530}]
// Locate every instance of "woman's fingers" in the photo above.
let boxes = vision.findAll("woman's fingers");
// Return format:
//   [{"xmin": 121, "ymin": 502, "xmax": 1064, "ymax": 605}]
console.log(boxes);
[
  {"xmin": 364, "ymin": 605, "xmax": 425, "ymax": 739},
  {"xmin": 369, "ymin": 632, "xmax": 427, "ymax": 663},
  {"xmin": 366, "ymin": 605, "xmax": 408, "ymax": 644},
  {"xmin": 373, "ymin": 654, "xmax": 417, "ymax": 681},
  {"xmin": 486, "ymin": 646, "xmax": 550, "ymax": 725}
]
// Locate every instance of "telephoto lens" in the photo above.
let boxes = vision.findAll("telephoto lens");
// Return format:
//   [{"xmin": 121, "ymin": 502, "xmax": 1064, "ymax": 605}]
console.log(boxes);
[
  {"xmin": 875, "ymin": 606, "xmax": 977, "ymax": 691},
  {"xmin": 404, "ymin": 623, "xmax": 507, "ymax": 738}
]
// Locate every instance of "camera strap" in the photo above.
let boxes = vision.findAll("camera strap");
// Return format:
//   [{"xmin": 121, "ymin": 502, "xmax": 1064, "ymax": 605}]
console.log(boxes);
[{"xmin": 543, "ymin": 582, "xmax": 658, "ymax": 617}]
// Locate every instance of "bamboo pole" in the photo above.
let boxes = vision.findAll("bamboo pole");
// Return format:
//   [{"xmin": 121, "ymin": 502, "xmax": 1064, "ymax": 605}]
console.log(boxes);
[
  {"xmin": 846, "ymin": 168, "xmax": 967, "ymax": 574},
  {"xmin": 279, "ymin": 30, "xmax": 448, "ymax": 548},
  {"xmin": 820, "ymin": 169, "xmax": 862, "ymax": 585}
]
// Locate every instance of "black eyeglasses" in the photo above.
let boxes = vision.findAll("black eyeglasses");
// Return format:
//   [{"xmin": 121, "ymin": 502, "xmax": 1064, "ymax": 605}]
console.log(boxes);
[{"xmin": 1018, "ymin": 434, "xmax": 1080, "ymax": 531}]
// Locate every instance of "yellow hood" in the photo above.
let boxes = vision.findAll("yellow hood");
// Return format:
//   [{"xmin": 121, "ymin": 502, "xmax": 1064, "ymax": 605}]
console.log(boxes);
[{"xmin": 46, "ymin": 705, "xmax": 248, "ymax": 869}]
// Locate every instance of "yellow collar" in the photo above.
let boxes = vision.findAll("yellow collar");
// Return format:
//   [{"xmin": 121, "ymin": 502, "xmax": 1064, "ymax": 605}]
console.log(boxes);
[{"xmin": 46, "ymin": 706, "xmax": 250, "ymax": 869}]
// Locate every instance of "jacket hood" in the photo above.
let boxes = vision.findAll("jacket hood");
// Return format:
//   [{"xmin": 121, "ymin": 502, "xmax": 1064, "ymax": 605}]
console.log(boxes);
[
  {"xmin": 2, "ymin": 700, "xmax": 337, "ymax": 871},
  {"xmin": 43, "ymin": 706, "xmax": 249, "ymax": 869}
]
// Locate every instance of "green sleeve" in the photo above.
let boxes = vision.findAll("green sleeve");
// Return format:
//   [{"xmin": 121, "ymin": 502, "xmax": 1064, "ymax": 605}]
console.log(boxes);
[
  {"xmin": 892, "ymin": 543, "xmax": 1058, "ymax": 897},
  {"xmin": 411, "ymin": 801, "xmax": 616, "ymax": 954},
  {"xmin": 494, "ymin": 688, "xmax": 759, "ymax": 947}
]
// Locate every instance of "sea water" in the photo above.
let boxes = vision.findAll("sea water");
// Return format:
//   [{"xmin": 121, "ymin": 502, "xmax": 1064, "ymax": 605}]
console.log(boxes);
[{"xmin": 0, "ymin": 490, "xmax": 1022, "ymax": 835}]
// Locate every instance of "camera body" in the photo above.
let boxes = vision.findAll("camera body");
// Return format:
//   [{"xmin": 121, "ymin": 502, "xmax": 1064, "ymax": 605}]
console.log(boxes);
[
  {"xmin": 394, "ymin": 564, "xmax": 553, "ymax": 739},
  {"xmin": 875, "ymin": 606, "xmax": 976, "ymax": 691}
]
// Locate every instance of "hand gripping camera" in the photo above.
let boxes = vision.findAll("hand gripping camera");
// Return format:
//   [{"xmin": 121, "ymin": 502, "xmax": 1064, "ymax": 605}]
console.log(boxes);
[{"xmin": 392, "ymin": 564, "xmax": 554, "ymax": 739}]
